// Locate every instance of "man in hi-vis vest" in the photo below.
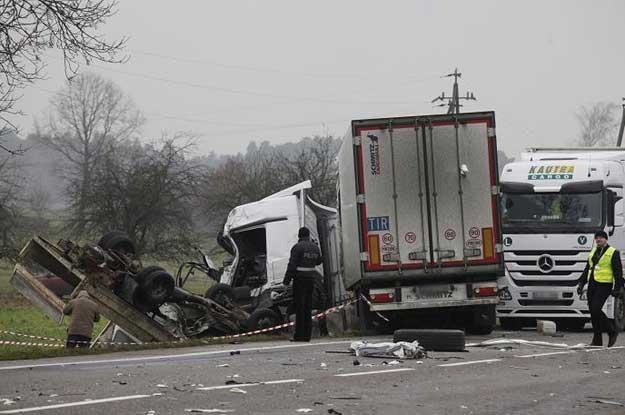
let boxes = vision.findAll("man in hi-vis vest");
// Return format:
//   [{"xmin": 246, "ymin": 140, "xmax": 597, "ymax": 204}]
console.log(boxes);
[{"xmin": 577, "ymin": 231, "xmax": 624, "ymax": 347}]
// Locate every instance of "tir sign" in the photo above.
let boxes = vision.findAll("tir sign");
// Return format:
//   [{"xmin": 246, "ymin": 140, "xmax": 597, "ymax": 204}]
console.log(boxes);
[{"xmin": 367, "ymin": 216, "xmax": 390, "ymax": 231}]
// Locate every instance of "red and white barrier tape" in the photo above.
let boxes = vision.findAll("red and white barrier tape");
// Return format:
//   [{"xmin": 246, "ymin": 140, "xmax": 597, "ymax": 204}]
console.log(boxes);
[
  {"xmin": 359, "ymin": 294, "xmax": 390, "ymax": 322},
  {"xmin": 0, "ymin": 297, "xmax": 360, "ymax": 348}
]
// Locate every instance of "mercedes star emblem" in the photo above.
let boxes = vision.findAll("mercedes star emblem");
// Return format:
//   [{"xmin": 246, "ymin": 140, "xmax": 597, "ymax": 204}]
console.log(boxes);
[{"xmin": 537, "ymin": 254, "xmax": 554, "ymax": 273}]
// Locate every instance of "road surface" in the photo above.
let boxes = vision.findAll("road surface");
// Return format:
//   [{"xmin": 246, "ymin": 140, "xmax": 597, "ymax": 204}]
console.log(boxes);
[{"xmin": 0, "ymin": 330, "xmax": 624, "ymax": 414}]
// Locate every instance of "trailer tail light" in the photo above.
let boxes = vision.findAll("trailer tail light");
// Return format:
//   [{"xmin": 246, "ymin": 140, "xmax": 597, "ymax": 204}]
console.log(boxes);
[
  {"xmin": 482, "ymin": 227, "xmax": 494, "ymax": 258},
  {"xmin": 368, "ymin": 235, "xmax": 380, "ymax": 266},
  {"xmin": 474, "ymin": 286, "xmax": 498, "ymax": 297},
  {"xmin": 369, "ymin": 292, "xmax": 394, "ymax": 303}
]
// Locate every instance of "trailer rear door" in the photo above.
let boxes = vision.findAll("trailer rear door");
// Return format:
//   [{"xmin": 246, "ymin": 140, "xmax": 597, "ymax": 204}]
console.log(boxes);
[{"xmin": 354, "ymin": 112, "xmax": 500, "ymax": 273}]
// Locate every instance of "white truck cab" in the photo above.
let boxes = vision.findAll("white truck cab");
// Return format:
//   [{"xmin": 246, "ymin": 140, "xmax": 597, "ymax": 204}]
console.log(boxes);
[{"xmin": 498, "ymin": 148, "xmax": 625, "ymax": 329}]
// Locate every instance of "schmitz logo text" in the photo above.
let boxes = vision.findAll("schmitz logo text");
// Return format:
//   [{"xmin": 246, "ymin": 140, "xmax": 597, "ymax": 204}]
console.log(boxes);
[
  {"xmin": 367, "ymin": 134, "xmax": 381, "ymax": 175},
  {"xmin": 528, "ymin": 165, "xmax": 574, "ymax": 180}
]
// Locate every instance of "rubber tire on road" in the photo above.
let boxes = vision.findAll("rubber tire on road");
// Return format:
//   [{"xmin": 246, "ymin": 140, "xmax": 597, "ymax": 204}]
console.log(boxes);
[
  {"xmin": 465, "ymin": 305, "xmax": 496, "ymax": 335},
  {"xmin": 246, "ymin": 308, "xmax": 282, "ymax": 331},
  {"xmin": 205, "ymin": 283, "xmax": 236, "ymax": 306},
  {"xmin": 499, "ymin": 317, "xmax": 522, "ymax": 331},
  {"xmin": 393, "ymin": 329, "xmax": 466, "ymax": 352},
  {"xmin": 98, "ymin": 231, "xmax": 136, "ymax": 256},
  {"xmin": 137, "ymin": 269, "xmax": 175, "ymax": 306}
]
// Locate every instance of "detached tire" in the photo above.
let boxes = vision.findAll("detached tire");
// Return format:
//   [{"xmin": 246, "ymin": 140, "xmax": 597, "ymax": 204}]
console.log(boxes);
[
  {"xmin": 98, "ymin": 231, "xmax": 136, "ymax": 256},
  {"xmin": 136, "ymin": 269, "xmax": 175, "ymax": 306},
  {"xmin": 205, "ymin": 283, "xmax": 236, "ymax": 306},
  {"xmin": 393, "ymin": 329, "xmax": 466, "ymax": 352},
  {"xmin": 246, "ymin": 308, "xmax": 282, "ymax": 331}
]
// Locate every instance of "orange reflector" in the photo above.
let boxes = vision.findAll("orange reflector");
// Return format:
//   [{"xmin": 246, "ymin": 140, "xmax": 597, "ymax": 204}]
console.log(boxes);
[
  {"xmin": 370, "ymin": 292, "xmax": 394, "ymax": 303},
  {"xmin": 368, "ymin": 235, "xmax": 380, "ymax": 265},
  {"xmin": 483, "ymin": 227, "xmax": 494, "ymax": 258}
]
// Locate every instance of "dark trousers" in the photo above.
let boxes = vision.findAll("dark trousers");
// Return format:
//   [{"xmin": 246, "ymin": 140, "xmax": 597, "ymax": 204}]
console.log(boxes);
[
  {"xmin": 587, "ymin": 280, "xmax": 615, "ymax": 335},
  {"xmin": 293, "ymin": 277, "xmax": 314, "ymax": 341},
  {"xmin": 66, "ymin": 334, "xmax": 91, "ymax": 348}
]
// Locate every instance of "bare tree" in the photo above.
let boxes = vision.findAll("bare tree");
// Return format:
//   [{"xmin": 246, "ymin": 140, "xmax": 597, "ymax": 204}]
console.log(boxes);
[
  {"xmin": 575, "ymin": 102, "xmax": 619, "ymax": 147},
  {"xmin": 0, "ymin": 0, "xmax": 127, "ymax": 152},
  {"xmin": 83, "ymin": 134, "xmax": 202, "ymax": 258},
  {"xmin": 0, "ymin": 152, "xmax": 24, "ymax": 258},
  {"xmin": 41, "ymin": 72, "xmax": 143, "ymax": 233},
  {"xmin": 276, "ymin": 136, "xmax": 340, "ymax": 207}
]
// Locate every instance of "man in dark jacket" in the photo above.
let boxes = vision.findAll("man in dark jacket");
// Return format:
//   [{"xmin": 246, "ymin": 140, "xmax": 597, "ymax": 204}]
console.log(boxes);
[
  {"xmin": 283, "ymin": 227, "xmax": 323, "ymax": 342},
  {"xmin": 577, "ymin": 231, "xmax": 624, "ymax": 347},
  {"xmin": 63, "ymin": 290, "xmax": 100, "ymax": 348}
]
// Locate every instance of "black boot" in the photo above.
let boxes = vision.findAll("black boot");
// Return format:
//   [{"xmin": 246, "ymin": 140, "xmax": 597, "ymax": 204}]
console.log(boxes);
[
  {"xmin": 590, "ymin": 333, "xmax": 603, "ymax": 346},
  {"xmin": 608, "ymin": 331, "xmax": 619, "ymax": 348}
]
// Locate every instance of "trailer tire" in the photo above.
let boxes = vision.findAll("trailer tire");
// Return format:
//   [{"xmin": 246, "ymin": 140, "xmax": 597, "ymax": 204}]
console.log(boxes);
[
  {"xmin": 205, "ymin": 283, "xmax": 236, "ymax": 307},
  {"xmin": 98, "ymin": 232, "xmax": 136, "ymax": 256},
  {"xmin": 246, "ymin": 308, "xmax": 282, "ymax": 332},
  {"xmin": 499, "ymin": 317, "xmax": 522, "ymax": 331},
  {"xmin": 134, "ymin": 265, "xmax": 166, "ymax": 284},
  {"xmin": 393, "ymin": 329, "xmax": 466, "ymax": 352},
  {"xmin": 137, "ymin": 270, "xmax": 175, "ymax": 306},
  {"xmin": 465, "ymin": 305, "xmax": 496, "ymax": 335}
]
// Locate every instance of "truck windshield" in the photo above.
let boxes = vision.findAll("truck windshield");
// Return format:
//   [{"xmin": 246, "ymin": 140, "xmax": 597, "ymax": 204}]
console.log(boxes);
[{"xmin": 501, "ymin": 192, "xmax": 603, "ymax": 232}]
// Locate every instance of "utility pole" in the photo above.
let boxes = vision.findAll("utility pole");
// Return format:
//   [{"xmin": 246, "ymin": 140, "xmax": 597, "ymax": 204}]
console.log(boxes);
[
  {"xmin": 617, "ymin": 98, "xmax": 625, "ymax": 147},
  {"xmin": 431, "ymin": 68, "xmax": 476, "ymax": 114}
]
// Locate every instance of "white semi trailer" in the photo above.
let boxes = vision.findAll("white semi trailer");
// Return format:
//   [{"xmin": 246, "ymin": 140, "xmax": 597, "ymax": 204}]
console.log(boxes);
[
  {"xmin": 498, "ymin": 148, "xmax": 625, "ymax": 330},
  {"xmin": 337, "ymin": 111, "xmax": 503, "ymax": 333}
]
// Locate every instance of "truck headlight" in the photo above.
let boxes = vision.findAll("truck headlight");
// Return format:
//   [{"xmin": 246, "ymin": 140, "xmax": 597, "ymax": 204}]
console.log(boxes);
[{"xmin": 499, "ymin": 286, "xmax": 512, "ymax": 301}]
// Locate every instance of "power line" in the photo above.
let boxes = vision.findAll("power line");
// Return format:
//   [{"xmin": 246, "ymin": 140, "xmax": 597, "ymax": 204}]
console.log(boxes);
[{"xmin": 431, "ymin": 68, "xmax": 476, "ymax": 114}]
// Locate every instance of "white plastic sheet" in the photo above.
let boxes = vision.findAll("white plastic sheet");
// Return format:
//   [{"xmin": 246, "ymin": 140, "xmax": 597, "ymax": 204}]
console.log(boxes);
[{"xmin": 349, "ymin": 340, "xmax": 425, "ymax": 359}]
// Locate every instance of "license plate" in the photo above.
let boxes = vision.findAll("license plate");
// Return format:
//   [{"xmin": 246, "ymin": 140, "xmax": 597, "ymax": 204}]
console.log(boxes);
[
  {"xmin": 411, "ymin": 285, "xmax": 455, "ymax": 300},
  {"xmin": 532, "ymin": 291, "xmax": 558, "ymax": 300}
]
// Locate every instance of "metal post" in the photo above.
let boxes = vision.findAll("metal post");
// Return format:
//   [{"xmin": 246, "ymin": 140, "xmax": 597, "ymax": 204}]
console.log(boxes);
[{"xmin": 617, "ymin": 99, "xmax": 625, "ymax": 147}]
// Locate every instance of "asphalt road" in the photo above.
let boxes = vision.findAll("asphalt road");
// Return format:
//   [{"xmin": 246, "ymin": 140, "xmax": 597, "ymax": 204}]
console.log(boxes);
[{"xmin": 0, "ymin": 330, "xmax": 624, "ymax": 414}]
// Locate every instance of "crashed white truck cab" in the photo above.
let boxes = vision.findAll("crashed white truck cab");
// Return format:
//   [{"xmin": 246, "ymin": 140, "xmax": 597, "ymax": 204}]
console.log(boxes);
[
  {"xmin": 498, "ymin": 148, "xmax": 625, "ymax": 330},
  {"xmin": 217, "ymin": 181, "xmax": 344, "ymax": 319}
]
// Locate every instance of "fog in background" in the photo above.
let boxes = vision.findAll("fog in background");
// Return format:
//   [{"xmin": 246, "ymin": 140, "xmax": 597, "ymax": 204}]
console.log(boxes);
[{"xmin": 11, "ymin": 0, "xmax": 625, "ymax": 158}]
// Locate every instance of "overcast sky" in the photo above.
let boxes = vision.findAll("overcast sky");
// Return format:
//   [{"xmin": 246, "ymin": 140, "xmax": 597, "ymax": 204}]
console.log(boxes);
[{"xmin": 12, "ymin": 0, "xmax": 625, "ymax": 157}]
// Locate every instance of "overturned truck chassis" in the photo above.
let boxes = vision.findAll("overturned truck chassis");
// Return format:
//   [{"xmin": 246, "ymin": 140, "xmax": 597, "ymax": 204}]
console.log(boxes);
[{"xmin": 11, "ymin": 237, "xmax": 249, "ymax": 343}]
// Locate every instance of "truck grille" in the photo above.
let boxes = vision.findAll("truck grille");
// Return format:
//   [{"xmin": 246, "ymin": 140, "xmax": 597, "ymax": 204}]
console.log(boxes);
[
  {"xmin": 505, "ymin": 249, "xmax": 588, "ymax": 288},
  {"xmin": 518, "ymin": 299, "xmax": 574, "ymax": 306}
]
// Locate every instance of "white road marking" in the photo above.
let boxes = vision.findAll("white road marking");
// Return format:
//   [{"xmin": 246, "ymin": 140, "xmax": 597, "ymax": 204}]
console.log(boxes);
[
  {"xmin": 0, "ymin": 394, "xmax": 151, "ymax": 414},
  {"xmin": 197, "ymin": 379, "xmax": 304, "ymax": 391},
  {"xmin": 514, "ymin": 351, "xmax": 575, "ymax": 358},
  {"xmin": 438, "ymin": 359, "xmax": 502, "ymax": 367},
  {"xmin": 334, "ymin": 368, "xmax": 415, "ymax": 377},
  {"xmin": 585, "ymin": 345, "xmax": 625, "ymax": 353},
  {"xmin": 0, "ymin": 341, "xmax": 352, "ymax": 371}
]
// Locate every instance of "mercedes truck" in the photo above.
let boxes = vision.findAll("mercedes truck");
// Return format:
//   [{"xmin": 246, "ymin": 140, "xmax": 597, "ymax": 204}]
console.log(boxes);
[{"xmin": 498, "ymin": 147, "xmax": 625, "ymax": 330}]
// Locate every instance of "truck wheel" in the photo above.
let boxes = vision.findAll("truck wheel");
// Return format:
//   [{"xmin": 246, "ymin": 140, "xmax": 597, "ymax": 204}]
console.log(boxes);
[
  {"xmin": 98, "ymin": 231, "xmax": 136, "ymax": 256},
  {"xmin": 246, "ymin": 308, "xmax": 282, "ymax": 332},
  {"xmin": 205, "ymin": 283, "xmax": 236, "ymax": 307},
  {"xmin": 137, "ymin": 269, "xmax": 175, "ymax": 306},
  {"xmin": 499, "ymin": 317, "xmax": 522, "ymax": 331},
  {"xmin": 134, "ymin": 265, "xmax": 166, "ymax": 284},
  {"xmin": 393, "ymin": 329, "xmax": 466, "ymax": 352},
  {"xmin": 466, "ymin": 305, "xmax": 496, "ymax": 335}
]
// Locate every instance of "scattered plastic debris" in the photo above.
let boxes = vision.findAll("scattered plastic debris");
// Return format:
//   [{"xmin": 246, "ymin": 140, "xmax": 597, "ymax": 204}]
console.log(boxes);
[
  {"xmin": 49, "ymin": 394, "xmax": 58, "ymax": 398},
  {"xmin": 230, "ymin": 351, "xmax": 241, "ymax": 356},
  {"xmin": 152, "ymin": 393, "xmax": 164, "ymax": 397},
  {"xmin": 352, "ymin": 359, "xmax": 360, "ymax": 366},
  {"xmin": 185, "ymin": 410, "xmax": 234, "ymax": 413},
  {"xmin": 296, "ymin": 409, "xmax": 312, "ymax": 413},
  {"xmin": 349, "ymin": 340, "xmax": 425, "ymax": 359},
  {"xmin": 1, "ymin": 399, "xmax": 16, "ymax": 406},
  {"xmin": 588, "ymin": 397, "xmax": 624, "ymax": 407},
  {"xmin": 113, "ymin": 380, "xmax": 128, "ymax": 385},
  {"xmin": 217, "ymin": 364, "xmax": 230, "ymax": 368},
  {"xmin": 383, "ymin": 360, "xmax": 401, "ymax": 366},
  {"xmin": 146, "ymin": 411, "xmax": 156, "ymax": 415},
  {"xmin": 156, "ymin": 384, "xmax": 168, "ymax": 388},
  {"xmin": 466, "ymin": 338, "xmax": 595, "ymax": 350},
  {"xmin": 320, "ymin": 363, "xmax": 327, "ymax": 369},
  {"xmin": 229, "ymin": 388, "xmax": 247, "ymax": 394},
  {"xmin": 328, "ymin": 409, "xmax": 343, "ymax": 415}
]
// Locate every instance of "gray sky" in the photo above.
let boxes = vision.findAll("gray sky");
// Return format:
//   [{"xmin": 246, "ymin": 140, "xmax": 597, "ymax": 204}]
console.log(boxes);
[{"xmin": 13, "ymin": 0, "xmax": 625, "ymax": 157}]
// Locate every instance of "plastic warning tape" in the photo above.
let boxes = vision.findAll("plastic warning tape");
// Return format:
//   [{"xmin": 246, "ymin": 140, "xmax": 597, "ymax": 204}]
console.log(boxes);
[
  {"xmin": 0, "ymin": 297, "xmax": 360, "ymax": 348},
  {"xmin": 0, "ymin": 339, "xmax": 64, "ymax": 348},
  {"xmin": 359, "ymin": 294, "xmax": 390, "ymax": 322}
]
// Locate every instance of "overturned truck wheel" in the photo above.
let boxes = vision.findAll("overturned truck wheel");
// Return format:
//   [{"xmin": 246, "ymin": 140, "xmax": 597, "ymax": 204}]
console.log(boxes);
[
  {"xmin": 98, "ymin": 231, "xmax": 136, "ymax": 256},
  {"xmin": 205, "ymin": 283, "xmax": 236, "ymax": 306},
  {"xmin": 246, "ymin": 308, "xmax": 282, "ymax": 332},
  {"xmin": 393, "ymin": 329, "xmax": 466, "ymax": 352},
  {"xmin": 134, "ymin": 266, "xmax": 175, "ymax": 306}
]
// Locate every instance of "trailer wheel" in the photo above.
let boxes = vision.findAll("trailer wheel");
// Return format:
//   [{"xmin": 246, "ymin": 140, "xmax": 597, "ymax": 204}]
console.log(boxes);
[
  {"xmin": 137, "ymin": 269, "xmax": 175, "ymax": 306},
  {"xmin": 246, "ymin": 308, "xmax": 282, "ymax": 332},
  {"xmin": 98, "ymin": 231, "xmax": 136, "ymax": 256},
  {"xmin": 205, "ymin": 283, "xmax": 236, "ymax": 307},
  {"xmin": 465, "ymin": 305, "xmax": 496, "ymax": 335},
  {"xmin": 393, "ymin": 329, "xmax": 466, "ymax": 352},
  {"xmin": 134, "ymin": 265, "xmax": 166, "ymax": 284},
  {"xmin": 499, "ymin": 317, "xmax": 522, "ymax": 331}
]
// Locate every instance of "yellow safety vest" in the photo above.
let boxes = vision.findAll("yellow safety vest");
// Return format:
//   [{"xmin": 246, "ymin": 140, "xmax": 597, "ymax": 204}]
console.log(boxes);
[{"xmin": 588, "ymin": 246, "xmax": 616, "ymax": 283}]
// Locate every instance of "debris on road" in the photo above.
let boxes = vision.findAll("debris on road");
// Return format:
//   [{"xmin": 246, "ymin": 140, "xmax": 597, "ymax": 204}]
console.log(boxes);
[
  {"xmin": 1, "ymin": 398, "xmax": 16, "ymax": 406},
  {"xmin": 587, "ymin": 397, "xmax": 625, "ymax": 407},
  {"xmin": 352, "ymin": 359, "xmax": 360, "ymax": 366},
  {"xmin": 217, "ymin": 364, "xmax": 230, "ymax": 368},
  {"xmin": 328, "ymin": 409, "xmax": 343, "ymax": 415},
  {"xmin": 536, "ymin": 320, "xmax": 557, "ymax": 335},
  {"xmin": 382, "ymin": 360, "xmax": 401, "ymax": 366},
  {"xmin": 156, "ymin": 384, "xmax": 168, "ymax": 388},
  {"xmin": 466, "ymin": 338, "xmax": 594, "ymax": 350},
  {"xmin": 229, "ymin": 388, "xmax": 247, "ymax": 394},
  {"xmin": 185, "ymin": 410, "xmax": 235, "ymax": 413},
  {"xmin": 296, "ymin": 409, "xmax": 312, "ymax": 413},
  {"xmin": 349, "ymin": 340, "xmax": 425, "ymax": 359}
]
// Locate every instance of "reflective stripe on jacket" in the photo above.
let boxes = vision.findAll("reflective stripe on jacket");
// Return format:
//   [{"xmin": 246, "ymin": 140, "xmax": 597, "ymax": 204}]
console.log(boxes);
[{"xmin": 588, "ymin": 246, "xmax": 616, "ymax": 283}]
